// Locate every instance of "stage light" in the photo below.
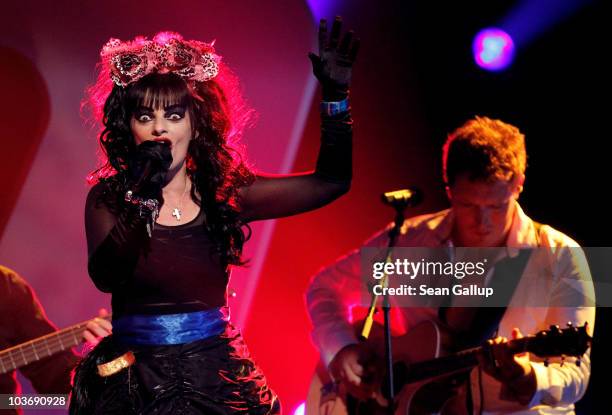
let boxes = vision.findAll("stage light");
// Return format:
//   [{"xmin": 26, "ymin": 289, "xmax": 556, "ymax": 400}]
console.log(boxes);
[
  {"xmin": 473, "ymin": 28, "xmax": 515, "ymax": 71},
  {"xmin": 293, "ymin": 402, "xmax": 305, "ymax": 415}
]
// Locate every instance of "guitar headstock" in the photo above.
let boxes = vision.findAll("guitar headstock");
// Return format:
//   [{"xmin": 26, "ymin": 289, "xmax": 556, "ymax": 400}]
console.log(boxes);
[{"xmin": 523, "ymin": 323, "xmax": 592, "ymax": 358}]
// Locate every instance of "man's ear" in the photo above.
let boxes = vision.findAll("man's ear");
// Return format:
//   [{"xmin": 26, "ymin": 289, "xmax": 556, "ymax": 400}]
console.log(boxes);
[{"xmin": 514, "ymin": 173, "xmax": 525, "ymax": 197}]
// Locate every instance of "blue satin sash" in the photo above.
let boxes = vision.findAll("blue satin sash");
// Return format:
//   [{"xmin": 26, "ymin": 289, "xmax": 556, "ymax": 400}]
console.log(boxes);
[{"xmin": 113, "ymin": 307, "xmax": 227, "ymax": 345}]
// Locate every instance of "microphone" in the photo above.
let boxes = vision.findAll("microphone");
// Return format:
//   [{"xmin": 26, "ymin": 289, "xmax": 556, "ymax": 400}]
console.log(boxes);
[
  {"xmin": 131, "ymin": 141, "xmax": 173, "ymax": 194},
  {"xmin": 381, "ymin": 188, "xmax": 423, "ymax": 209}
]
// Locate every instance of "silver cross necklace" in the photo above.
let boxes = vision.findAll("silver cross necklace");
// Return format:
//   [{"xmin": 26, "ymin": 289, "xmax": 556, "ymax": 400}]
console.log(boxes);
[{"xmin": 171, "ymin": 176, "xmax": 190, "ymax": 221}]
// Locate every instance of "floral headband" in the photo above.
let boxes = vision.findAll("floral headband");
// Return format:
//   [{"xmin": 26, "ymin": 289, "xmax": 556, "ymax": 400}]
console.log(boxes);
[{"xmin": 101, "ymin": 31, "xmax": 220, "ymax": 87}]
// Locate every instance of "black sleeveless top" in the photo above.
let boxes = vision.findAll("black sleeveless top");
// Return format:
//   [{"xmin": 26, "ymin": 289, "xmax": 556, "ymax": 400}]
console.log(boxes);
[{"xmin": 109, "ymin": 208, "xmax": 229, "ymax": 317}]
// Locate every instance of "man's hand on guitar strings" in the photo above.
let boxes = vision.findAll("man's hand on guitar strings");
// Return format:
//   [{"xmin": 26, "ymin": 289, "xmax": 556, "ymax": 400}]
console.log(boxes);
[{"xmin": 329, "ymin": 344, "xmax": 380, "ymax": 401}]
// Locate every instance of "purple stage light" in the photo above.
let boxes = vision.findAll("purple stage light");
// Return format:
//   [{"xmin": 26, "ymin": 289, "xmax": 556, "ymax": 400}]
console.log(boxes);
[{"xmin": 473, "ymin": 28, "xmax": 515, "ymax": 71}]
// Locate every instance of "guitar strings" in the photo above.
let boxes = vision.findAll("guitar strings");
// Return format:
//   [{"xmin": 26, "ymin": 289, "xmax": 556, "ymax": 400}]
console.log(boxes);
[{"xmin": 0, "ymin": 323, "xmax": 90, "ymax": 372}]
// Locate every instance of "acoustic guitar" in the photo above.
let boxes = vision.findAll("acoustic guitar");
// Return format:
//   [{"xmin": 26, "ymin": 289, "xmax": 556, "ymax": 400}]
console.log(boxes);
[{"xmin": 307, "ymin": 321, "xmax": 591, "ymax": 415}]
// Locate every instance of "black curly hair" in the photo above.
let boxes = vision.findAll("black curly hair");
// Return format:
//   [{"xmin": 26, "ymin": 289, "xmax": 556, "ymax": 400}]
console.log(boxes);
[{"xmin": 88, "ymin": 72, "xmax": 255, "ymax": 265}]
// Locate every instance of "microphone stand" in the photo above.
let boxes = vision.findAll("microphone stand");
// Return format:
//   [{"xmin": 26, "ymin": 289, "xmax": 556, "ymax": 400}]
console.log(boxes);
[{"xmin": 360, "ymin": 199, "xmax": 412, "ymax": 414}]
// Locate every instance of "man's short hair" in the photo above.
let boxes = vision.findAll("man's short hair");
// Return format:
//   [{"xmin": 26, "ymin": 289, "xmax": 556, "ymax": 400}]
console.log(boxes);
[{"xmin": 442, "ymin": 116, "xmax": 526, "ymax": 186}]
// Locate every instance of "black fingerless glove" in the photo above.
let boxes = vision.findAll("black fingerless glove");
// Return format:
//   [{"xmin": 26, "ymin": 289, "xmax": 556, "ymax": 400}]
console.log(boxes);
[{"xmin": 127, "ymin": 141, "xmax": 173, "ymax": 200}]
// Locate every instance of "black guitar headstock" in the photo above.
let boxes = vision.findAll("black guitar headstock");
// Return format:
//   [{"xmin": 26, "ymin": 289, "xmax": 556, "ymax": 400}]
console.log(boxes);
[{"xmin": 522, "ymin": 323, "xmax": 592, "ymax": 358}]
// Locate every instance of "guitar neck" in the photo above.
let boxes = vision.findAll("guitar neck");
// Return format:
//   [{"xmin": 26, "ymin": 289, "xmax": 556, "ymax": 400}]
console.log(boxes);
[
  {"xmin": 399, "ymin": 336, "xmax": 533, "ymax": 385},
  {"xmin": 399, "ymin": 346, "xmax": 481, "ymax": 384},
  {"xmin": 0, "ymin": 321, "xmax": 89, "ymax": 374}
]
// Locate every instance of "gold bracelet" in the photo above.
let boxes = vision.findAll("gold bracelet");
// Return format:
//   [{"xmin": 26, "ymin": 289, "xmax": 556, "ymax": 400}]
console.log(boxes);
[{"xmin": 97, "ymin": 351, "xmax": 136, "ymax": 377}]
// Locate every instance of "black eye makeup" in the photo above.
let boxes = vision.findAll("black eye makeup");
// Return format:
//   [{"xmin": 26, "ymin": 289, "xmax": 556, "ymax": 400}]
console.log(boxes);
[
  {"xmin": 164, "ymin": 105, "xmax": 186, "ymax": 119},
  {"xmin": 133, "ymin": 106, "xmax": 153, "ymax": 121},
  {"xmin": 132, "ymin": 105, "xmax": 187, "ymax": 122}
]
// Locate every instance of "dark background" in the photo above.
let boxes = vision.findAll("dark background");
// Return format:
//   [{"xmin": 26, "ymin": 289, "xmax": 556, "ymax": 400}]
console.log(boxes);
[{"xmin": 247, "ymin": 1, "xmax": 609, "ymax": 412}]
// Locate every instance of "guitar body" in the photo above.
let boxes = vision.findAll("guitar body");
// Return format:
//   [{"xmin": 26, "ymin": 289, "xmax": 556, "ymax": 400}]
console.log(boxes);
[
  {"xmin": 399, "ymin": 376, "xmax": 469, "ymax": 415},
  {"xmin": 307, "ymin": 320, "xmax": 468, "ymax": 415}
]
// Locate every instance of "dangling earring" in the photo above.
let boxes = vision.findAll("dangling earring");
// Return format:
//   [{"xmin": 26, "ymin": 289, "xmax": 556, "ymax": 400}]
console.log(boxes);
[{"xmin": 186, "ymin": 154, "xmax": 196, "ymax": 174}]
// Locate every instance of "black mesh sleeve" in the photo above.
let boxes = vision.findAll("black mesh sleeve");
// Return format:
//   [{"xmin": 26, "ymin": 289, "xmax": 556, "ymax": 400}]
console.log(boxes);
[{"xmin": 85, "ymin": 183, "xmax": 148, "ymax": 292}]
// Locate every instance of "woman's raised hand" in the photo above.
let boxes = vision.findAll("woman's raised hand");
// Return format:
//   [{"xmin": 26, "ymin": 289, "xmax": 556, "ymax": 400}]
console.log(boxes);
[{"xmin": 308, "ymin": 16, "xmax": 360, "ymax": 101}]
